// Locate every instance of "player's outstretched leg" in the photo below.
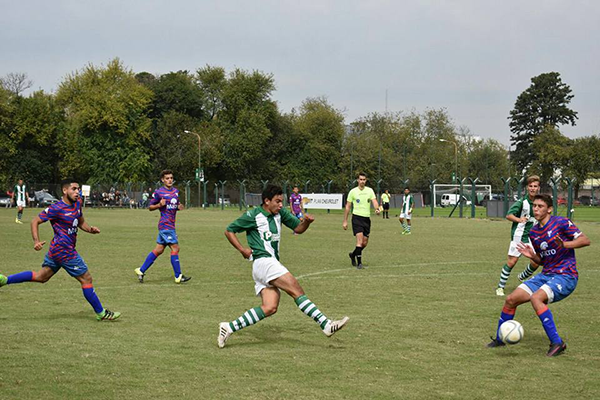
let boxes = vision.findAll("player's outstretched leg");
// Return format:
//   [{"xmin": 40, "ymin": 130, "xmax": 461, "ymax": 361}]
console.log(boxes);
[
  {"xmin": 136, "ymin": 249, "xmax": 160, "ymax": 282},
  {"xmin": 218, "ymin": 307, "xmax": 267, "ymax": 348},
  {"xmin": 0, "ymin": 271, "xmax": 37, "ymax": 286},
  {"xmin": 295, "ymin": 294, "xmax": 349, "ymax": 337},
  {"xmin": 518, "ymin": 263, "xmax": 537, "ymax": 282},
  {"xmin": 487, "ymin": 305, "xmax": 515, "ymax": 348}
]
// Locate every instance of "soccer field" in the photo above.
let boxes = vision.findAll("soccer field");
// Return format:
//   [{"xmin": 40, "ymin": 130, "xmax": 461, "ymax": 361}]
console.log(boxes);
[{"xmin": 1, "ymin": 207, "xmax": 599, "ymax": 399}]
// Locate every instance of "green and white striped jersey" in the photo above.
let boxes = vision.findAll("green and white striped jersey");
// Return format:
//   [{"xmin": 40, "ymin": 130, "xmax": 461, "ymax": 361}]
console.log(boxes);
[
  {"xmin": 13, "ymin": 184, "xmax": 27, "ymax": 202},
  {"xmin": 227, "ymin": 206, "xmax": 300, "ymax": 261},
  {"xmin": 402, "ymin": 194, "xmax": 414, "ymax": 214},
  {"xmin": 507, "ymin": 196, "xmax": 535, "ymax": 242}
]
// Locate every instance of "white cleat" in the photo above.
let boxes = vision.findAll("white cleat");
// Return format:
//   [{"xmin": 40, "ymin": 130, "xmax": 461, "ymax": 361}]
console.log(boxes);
[
  {"xmin": 323, "ymin": 316, "xmax": 350, "ymax": 337},
  {"xmin": 218, "ymin": 322, "xmax": 232, "ymax": 348},
  {"xmin": 496, "ymin": 287, "xmax": 505, "ymax": 296}
]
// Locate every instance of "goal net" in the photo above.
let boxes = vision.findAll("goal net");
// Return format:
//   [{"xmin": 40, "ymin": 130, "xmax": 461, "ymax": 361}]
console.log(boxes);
[{"xmin": 433, "ymin": 184, "xmax": 492, "ymax": 207}]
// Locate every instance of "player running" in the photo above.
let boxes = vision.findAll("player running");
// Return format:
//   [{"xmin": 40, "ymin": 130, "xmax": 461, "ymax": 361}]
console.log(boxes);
[
  {"xmin": 495, "ymin": 175, "xmax": 541, "ymax": 296},
  {"xmin": 487, "ymin": 194, "xmax": 590, "ymax": 356},
  {"xmin": 343, "ymin": 172, "xmax": 380, "ymax": 269},
  {"xmin": 135, "ymin": 170, "xmax": 191, "ymax": 284},
  {"xmin": 0, "ymin": 179, "xmax": 120, "ymax": 321},
  {"xmin": 399, "ymin": 187, "xmax": 413, "ymax": 234},
  {"xmin": 218, "ymin": 184, "xmax": 349, "ymax": 348},
  {"xmin": 12, "ymin": 178, "xmax": 29, "ymax": 224}
]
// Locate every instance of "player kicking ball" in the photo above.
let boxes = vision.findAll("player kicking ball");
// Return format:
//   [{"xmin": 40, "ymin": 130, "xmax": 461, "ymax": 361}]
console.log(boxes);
[
  {"xmin": 487, "ymin": 194, "xmax": 590, "ymax": 356},
  {"xmin": 218, "ymin": 184, "xmax": 349, "ymax": 348},
  {"xmin": 134, "ymin": 170, "xmax": 191, "ymax": 284},
  {"xmin": 0, "ymin": 179, "xmax": 120, "ymax": 321}
]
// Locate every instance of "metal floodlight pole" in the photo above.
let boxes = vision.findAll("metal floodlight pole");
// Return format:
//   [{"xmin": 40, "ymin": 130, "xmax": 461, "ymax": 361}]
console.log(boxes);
[{"xmin": 184, "ymin": 130, "xmax": 202, "ymax": 207}]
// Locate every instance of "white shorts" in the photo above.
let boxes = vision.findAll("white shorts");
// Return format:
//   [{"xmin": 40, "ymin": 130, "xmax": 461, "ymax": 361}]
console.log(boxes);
[
  {"xmin": 508, "ymin": 240, "xmax": 533, "ymax": 258},
  {"xmin": 252, "ymin": 257, "xmax": 289, "ymax": 296},
  {"xmin": 400, "ymin": 212, "xmax": 411, "ymax": 220},
  {"xmin": 16, "ymin": 200, "xmax": 26, "ymax": 208}
]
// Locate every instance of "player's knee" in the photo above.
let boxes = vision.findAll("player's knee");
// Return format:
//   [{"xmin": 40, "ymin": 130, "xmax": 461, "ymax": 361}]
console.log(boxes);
[
  {"xmin": 504, "ymin": 294, "xmax": 520, "ymax": 309},
  {"xmin": 263, "ymin": 305, "xmax": 278, "ymax": 316},
  {"xmin": 153, "ymin": 248, "xmax": 164, "ymax": 256},
  {"xmin": 170, "ymin": 247, "xmax": 179, "ymax": 255}
]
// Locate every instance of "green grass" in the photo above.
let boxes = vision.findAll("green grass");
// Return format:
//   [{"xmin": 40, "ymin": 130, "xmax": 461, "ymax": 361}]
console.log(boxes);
[{"xmin": 1, "ymin": 207, "xmax": 600, "ymax": 399}]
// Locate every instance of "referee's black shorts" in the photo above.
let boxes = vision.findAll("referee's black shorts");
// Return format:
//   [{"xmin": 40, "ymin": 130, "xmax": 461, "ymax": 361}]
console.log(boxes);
[
  {"xmin": 352, "ymin": 214, "xmax": 371, "ymax": 237},
  {"xmin": 382, "ymin": 203, "xmax": 390, "ymax": 210}
]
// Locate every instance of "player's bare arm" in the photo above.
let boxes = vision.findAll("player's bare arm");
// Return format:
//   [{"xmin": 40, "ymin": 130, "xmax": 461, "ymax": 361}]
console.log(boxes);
[
  {"xmin": 79, "ymin": 216, "xmax": 100, "ymax": 234},
  {"xmin": 30, "ymin": 216, "xmax": 46, "ymax": 251},
  {"xmin": 149, "ymin": 198, "xmax": 166, "ymax": 211},
  {"xmin": 372, "ymin": 198, "xmax": 380, "ymax": 215},
  {"xmin": 555, "ymin": 233, "xmax": 591, "ymax": 249},
  {"xmin": 224, "ymin": 230, "xmax": 253, "ymax": 259},
  {"xmin": 507, "ymin": 214, "xmax": 527, "ymax": 224},
  {"xmin": 342, "ymin": 201, "xmax": 351, "ymax": 230},
  {"xmin": 294, "ymin": 214, "xmax": 314, "ymax": 234}
]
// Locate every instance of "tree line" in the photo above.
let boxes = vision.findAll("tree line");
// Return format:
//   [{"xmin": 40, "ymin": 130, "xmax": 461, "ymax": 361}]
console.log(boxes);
[{"xmin": 1, "ymin": 60, "xmax": 598, "ymax": 194}]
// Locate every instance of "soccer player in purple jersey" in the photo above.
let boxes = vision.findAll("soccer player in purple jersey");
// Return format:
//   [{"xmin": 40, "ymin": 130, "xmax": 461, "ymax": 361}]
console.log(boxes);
[
  {"xmin": 289, "ymin": 186, "xmax": 304, "ymax": 220},
  {"xmin": 134, "ymin": 170, "xmax": 191, "ymax": 284},
  {"xmin": 0, "ymin": 179, "xmax": 121, "ymax": 321},
  {"xmin": 487, "ymin": 194, "xmax": 590, "ymax": 356}
]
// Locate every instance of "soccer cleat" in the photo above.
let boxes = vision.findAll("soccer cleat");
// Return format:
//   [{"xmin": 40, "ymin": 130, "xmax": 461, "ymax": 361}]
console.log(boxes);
[
  {"xmin": 15, "ymin": 218, "xmax": 23, "ymax": 224},
  {"xmin": 0, "ymin": 274, "xmax": 7, "ymax": 287},
  {"xmin": 496, "ymin": 287, "xmax": 505, "ymax": 296},
  {"xmin": 405, "ymin": 231, "xmax": 411, "ymax": 235},
  {"xmin": 356, "ymin": 263, "xmax": 363, "ymax": 270},
  {"xmin": 547, "ymin": 341, "xmax": 567, "ymax": 357},
  {"xmin": 96, "ymin": 309, "xmax": 121, "ymax": 321},
  {"xmin": 175, "ymin": 274, "xmax": 191, "ymax": 284},
  {"xmin": 349, "ymin": 252, "xmax": 356, "ymax": 267},
  {"xmin": 486, "ymin": 336, "xmax": 506, "ymax": 348},
  {"xmin": 218, "ymin": 322, "xmax": 233, "ymax": 348},
  {"xmin": 134, "ymin": 268, "xmax": 145, "ymax": 283},
  {"xmin": 323, "ymin": 316, "xmax": 350, "ymax": 337}
]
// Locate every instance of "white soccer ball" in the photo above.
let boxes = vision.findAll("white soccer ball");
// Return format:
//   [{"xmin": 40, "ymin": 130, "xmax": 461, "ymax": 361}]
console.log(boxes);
[{"xmin": 499, "ymin": 320, "xmax": 524, "ymax": 344}]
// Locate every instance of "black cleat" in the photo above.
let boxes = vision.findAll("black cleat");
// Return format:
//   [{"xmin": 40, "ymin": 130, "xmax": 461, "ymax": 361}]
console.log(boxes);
[
  {"xmin": 547, "ymin": 341, "xmax": 567, "ymax": 357},
  {"xmin": 349, "ymin": 252, "xmax": 356, "ymax": 267},
  {"xmin": 356, "ymin": 263, "xmax": 363, "ymax": 270},
  {"xmin": 487, "ymin": 336, "xmax": 506, "ymax": 348},
  {"xmin": 175, "ymin": 274, "xmax": 192, "ymax": 284}
]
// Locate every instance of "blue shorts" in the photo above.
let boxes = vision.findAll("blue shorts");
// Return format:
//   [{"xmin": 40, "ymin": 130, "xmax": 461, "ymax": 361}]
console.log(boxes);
[
  {"xmin": 43, "ymin": 254, "xmax": 88, "ymax": 277},
  {"xmin": 157, "ymin": 229, "xmax": 178, "ymax": 245},
  {"xmin": 294, "ymin": 212, "xmax": 303, "ymax": 219},
  {"xmin": 520, "ymin": 273, "xmax": 578, "ymax": 303}
]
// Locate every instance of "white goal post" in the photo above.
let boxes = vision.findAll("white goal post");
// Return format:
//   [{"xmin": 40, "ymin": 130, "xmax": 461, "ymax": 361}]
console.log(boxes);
[{"xmin": 433, "ymin": 184, "xmax": 492, "ymax": 207}]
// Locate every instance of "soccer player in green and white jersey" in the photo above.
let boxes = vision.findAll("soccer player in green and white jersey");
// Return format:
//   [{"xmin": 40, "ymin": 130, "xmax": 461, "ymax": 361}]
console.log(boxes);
[
  {"xmin": 343, "ymin": 172, "xmax": 380, "ymax": 269},
  {"xmin": 12, "ymin": 179, "xmax": 29, "ymax": 224},
  {"xmin": 399, "ymin": 187, "xmax": 414, "ymax": 235},
  {"xmin": 218, "ymin": 184, "xmax": 349, "ymax": 348},
  {"xmin": 495, "ymin": 175, "xmax": 541, "ymax": 296}
]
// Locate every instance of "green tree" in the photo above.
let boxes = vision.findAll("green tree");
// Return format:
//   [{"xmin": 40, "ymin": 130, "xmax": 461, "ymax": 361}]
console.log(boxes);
[
  {"xmin": 146, "ymin": 71, "xmax": 204, "ymax": 120},
  {"xmin": 529, "ymin": 125, "xmax": 572, "ymax": 185},
  {"xmin": 465, "ymin": 138, "xmax": 509, "ymax": 189},
  {"xmin": 509, "ymin": 72, "xmax": 578, "ymax": 172},
  {"xmin": 56, "ymin": 58, "xmax": 154, "ymax": 183},
  {"xmin": 566, "ymin": 136, "xmax": 600, "ymax": 197}
]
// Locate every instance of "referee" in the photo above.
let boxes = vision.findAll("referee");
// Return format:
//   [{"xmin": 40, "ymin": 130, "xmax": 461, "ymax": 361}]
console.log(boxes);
[{"xmin": 343, "ymin": 172, "xmax": 380, "ymax": 269}]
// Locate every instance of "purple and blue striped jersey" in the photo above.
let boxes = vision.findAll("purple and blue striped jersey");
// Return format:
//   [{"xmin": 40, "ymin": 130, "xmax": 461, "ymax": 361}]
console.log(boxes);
[
  {"xmin": 150, "ymin": 186, "xmax": 180, "ymax": 231},
  {"xmin": 290, "ymin": 193, "xmax": 302, "ymax": 214},
  {"xmin": 530, "ymin": 216, "xmax": 582, "ymax": 277},
  {"xmin": 38, "ymin": 199, "xmax": 83, "ymax": 263}
]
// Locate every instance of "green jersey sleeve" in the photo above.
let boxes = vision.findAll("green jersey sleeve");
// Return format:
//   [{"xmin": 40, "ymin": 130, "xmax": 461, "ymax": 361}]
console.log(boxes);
[
  {"xmin": 280, "ymin": 208, "xmax": 301, "ymax": 231},
  {"xmin": 226, "ymin": 210, "xmax": 257, "ymax": 233},
  {"xmin": 507, "ymin": 199, "xmax": 523, "ymax": 217}
]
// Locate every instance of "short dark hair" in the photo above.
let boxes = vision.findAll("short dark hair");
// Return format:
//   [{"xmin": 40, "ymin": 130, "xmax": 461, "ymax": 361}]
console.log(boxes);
[
  {"xmin": 534, "ymin": 194, "xmax": 553, "ymax": 208},
  {"xmin": 262, "ymin": 184, "xmax": 283, "ymax": 203},
  {"xmin": 357, "ymin": 172, "xmax": 366, "ymax": 179},
  {"xmin": 160, "ymin": 170, "xmax": 173, "ymax": 179},
  {"xmin": 61, "ymin": 178, "xmax": 78, "ymax": 189},
  {"xmin": 404, "ymin": 187, "xmax": 410, "ymax": 191}
]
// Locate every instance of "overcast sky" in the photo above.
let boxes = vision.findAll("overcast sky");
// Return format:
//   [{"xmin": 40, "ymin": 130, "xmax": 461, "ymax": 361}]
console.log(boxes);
[{"xmin": 1, "ymin": 0, "xmax": 598, "ymax": 146}]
